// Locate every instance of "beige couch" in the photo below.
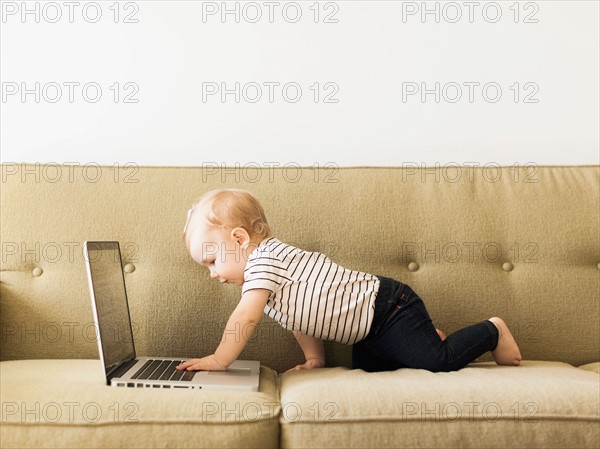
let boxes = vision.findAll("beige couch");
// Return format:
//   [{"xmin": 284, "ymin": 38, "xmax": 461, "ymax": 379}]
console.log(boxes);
[{"xmin": 1, "ymin": 164, "xmax": 599, "ymax": 449}]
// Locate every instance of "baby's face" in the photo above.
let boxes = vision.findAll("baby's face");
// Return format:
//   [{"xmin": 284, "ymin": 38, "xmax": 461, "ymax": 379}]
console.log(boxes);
[{"xmin": 187, "ymin": 220, "xmax": 248, "ymax": 286}]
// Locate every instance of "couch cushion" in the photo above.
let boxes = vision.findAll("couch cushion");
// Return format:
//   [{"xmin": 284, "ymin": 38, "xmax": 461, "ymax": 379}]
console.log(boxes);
[
  {"xmin": 279, "ymin": 360, "xmax": 600, "ymax": 449},
  {"xmin": 578, "ymin": 362, "xmax": 600, "ymax": 375},
  {"xmin": 1, "ymin": 359, "xmax": 280, "ymax": 449}
]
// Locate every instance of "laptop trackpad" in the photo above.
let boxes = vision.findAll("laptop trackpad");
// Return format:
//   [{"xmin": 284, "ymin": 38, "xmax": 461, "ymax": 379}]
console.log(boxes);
[{"xmin": 208, "ymin": 368, "xmax": 251, "ymax": 376}]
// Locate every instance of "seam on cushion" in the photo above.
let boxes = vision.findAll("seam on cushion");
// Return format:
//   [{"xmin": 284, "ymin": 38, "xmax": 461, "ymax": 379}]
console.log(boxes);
[
  {"xmin": 275, "ymin": 368, "xmax": 284, "ymax": 432},
  {"xmin": 0, "ymin": 420, "xmax": 283, "ymax": 427},
  {"xmin": 277, "ymin": 415, "xmax": 600, "ymax": 424},
  {"xmin": 3, "ymin": 414, "xmax": 599, "ymax": 427},
  {"xmin": 263, "ymin": 364, "xmax": 283, "ymax": 425},
  {"xmin": 276, "ymin": 371, "xmax": 283, "ymax": 449},
  {"xmin": 24, "ymin": 164, "xmax": 600, "ymax": 170},
  {"xmin": 275, "ymin": 366, "xmax": 282, "ymax": 406}
]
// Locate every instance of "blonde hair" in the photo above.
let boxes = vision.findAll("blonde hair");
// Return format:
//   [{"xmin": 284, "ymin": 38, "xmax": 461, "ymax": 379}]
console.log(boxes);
[{"xmin": 183, "ymin": 189, "xmax": 271, "ymax": 248}]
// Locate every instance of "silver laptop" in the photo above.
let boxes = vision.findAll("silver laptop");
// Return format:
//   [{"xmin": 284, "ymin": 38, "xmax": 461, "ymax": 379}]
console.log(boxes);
[{"xmin": 83, "ymin": 241, "xmax": 260, "ymax": 391}]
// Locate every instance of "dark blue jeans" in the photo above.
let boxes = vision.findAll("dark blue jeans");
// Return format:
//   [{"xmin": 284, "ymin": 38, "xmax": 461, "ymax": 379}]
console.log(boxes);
[{"xmin": 352, "ymin": 275, "xmax": 499, "ymax": 373}]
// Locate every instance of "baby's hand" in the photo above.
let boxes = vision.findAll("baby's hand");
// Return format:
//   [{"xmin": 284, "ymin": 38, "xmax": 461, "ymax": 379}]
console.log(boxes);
[
  {"xmin": 176, "ymin": 354, "xmax": 227, "ymax": 371},
  {"xmin": 284, "ymin": 357, "xmax": 325, "ymax": 373}
]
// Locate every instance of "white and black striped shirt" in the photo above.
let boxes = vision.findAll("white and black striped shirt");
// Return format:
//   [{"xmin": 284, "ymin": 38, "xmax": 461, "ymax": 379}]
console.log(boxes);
[{"xmin": 242, "ymin": 237, "xmax": 381, "ymax": 345}]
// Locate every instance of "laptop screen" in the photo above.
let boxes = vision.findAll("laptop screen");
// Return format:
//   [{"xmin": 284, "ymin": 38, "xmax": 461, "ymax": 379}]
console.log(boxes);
[{"xmin": 85, "ymin": 241, "xmax": 135, "ymax": 375}]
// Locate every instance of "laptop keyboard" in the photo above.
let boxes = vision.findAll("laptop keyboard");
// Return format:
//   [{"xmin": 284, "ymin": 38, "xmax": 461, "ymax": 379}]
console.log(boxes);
[
  {"xmin": 110, "ymin": 358, "xmax": 139, "ymax": 379},
  {"xmin": 131, "ymin": 359, "xmax": 196, "ymax": 382}
]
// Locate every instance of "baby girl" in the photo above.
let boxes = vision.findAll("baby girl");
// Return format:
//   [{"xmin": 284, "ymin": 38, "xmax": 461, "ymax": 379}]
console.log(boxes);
[{"xmin": 176, "ymin": 188, "xmax": 522, "ymax": 373}]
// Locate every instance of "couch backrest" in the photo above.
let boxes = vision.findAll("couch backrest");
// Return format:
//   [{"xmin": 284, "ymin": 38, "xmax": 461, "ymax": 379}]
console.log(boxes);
[{"xmin": 1, "ymin": 164, "xmax": 598, "ymax": 371}]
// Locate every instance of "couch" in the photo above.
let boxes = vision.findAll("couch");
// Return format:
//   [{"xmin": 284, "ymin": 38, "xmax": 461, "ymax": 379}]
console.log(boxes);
[{"xmin": 1, "ymin": 163, "xmax": 598, "ymax": 449}]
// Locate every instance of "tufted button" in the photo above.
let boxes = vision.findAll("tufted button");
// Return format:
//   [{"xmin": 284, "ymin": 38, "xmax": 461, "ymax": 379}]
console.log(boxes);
[
  {"xmin": 408, "ymin": 262, "xmax": 419, "ymax": 272},
  {"xmin": 123, "ymin": 263, "xmax": 136, "ymax": 273},
  {"xmin": 597, "ymin": 262, "xmax": 600, "ymax": 270},
  {"xmin": 502, "ymin": 262, "xmax": 514, "ymax": 272},
  {"xmin": 32, "ymin": 267, "xmax": 43, "ymax": 277}
]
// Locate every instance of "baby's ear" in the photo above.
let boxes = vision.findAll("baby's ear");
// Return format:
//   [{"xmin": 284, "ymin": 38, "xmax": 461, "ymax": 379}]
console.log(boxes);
[{"xmin": 231, "ymin": 226, "xmax": 251, "ymax": 244}]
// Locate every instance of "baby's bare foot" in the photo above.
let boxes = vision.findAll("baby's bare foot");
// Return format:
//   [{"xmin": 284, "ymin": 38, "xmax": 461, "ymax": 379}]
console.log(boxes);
[{"xmin": 488, "ymin": 317, "xmax": 522, "ymax": 366}]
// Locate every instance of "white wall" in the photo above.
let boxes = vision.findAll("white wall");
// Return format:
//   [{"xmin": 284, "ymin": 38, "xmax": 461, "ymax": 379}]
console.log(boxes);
[{"xmin": 1, "ymin": 0, "xmax": 598, "ymax": 167}]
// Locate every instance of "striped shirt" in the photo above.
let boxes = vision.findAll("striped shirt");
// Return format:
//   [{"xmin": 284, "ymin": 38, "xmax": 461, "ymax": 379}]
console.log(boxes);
[{"xmin": 241, "ymin": 237, "xmax": 381, "ymax": 345}]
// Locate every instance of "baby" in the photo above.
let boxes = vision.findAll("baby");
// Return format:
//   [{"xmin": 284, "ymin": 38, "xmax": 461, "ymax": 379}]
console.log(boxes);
[{"xmin": 176, "ymin": 188, "xmax": 522, "ymax": 374}]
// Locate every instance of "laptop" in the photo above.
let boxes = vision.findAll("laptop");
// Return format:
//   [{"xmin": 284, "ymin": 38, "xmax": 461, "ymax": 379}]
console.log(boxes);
[{"xmin": 83, "ymin": 241, "xmax": 261, "ymax": 391}]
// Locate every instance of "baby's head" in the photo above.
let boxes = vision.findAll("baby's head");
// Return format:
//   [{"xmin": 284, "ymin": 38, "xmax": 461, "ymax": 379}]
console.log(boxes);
[{"xmin": 182, "ymin": 189, "xmax": 271, "ymax": 285}]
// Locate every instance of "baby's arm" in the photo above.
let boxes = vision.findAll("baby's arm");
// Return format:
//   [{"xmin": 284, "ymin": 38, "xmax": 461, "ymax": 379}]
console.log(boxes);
[
  {"xmin": 285, "ymin": 330, "xmax": 325, "ymax": 372},
  {"xmin": 177, "ymin": 289, "xmax": 270, "ymax": 371}
]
